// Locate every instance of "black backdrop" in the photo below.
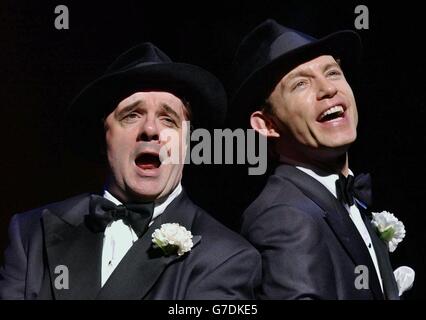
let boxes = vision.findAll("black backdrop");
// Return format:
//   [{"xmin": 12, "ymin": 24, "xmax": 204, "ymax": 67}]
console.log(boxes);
[{"xmin": 0, "ymin": 0, "xmax": 425, "ymax": 299}]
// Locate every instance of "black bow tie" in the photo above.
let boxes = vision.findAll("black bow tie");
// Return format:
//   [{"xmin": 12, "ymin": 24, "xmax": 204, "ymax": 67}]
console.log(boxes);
[
  {"xmin": 335, "ymin": 173, "xmax": 372, "ymax": 208},
  {"xmin": 85, "ymin": 195, "xmax": 154, "ymax": 238}
]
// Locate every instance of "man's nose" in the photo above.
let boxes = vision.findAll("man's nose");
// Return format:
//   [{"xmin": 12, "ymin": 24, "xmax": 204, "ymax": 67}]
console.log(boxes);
[
  {"xmin": 138, "ymin": 116, "xmax": 160, "ymax": 142},
  {"xmin": 316, "ymin": 76, "xmax": 338, "ymax": 100}
]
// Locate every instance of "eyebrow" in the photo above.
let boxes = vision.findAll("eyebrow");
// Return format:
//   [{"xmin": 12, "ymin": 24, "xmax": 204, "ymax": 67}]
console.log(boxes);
[
  {"xmin": 160, "ymin": 103, "xmax": 182, "ymax": 121},
  {"xmin": 115, "ymin": 98, "xmax": 183, "ymax": 122},
  {"xmin": 285, "ymin": 62, "xmax": 342, "ymax": 82},
  {"xmin": 286, "ymin": 70, "xmax": 311, "ymax": 82},
  {"xmin": 323, "ymin": 62, "xmax": 342, "ymax": 72},
  {"xmin": 115, "ymin": 99, "xmax": 144, "ymax": 117}
]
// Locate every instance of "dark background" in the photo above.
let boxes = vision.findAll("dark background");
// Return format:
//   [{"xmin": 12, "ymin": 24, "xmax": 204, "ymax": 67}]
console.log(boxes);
[{"xmin": 0, "ymin": 0, "xmax": 424, "ymax": 299}]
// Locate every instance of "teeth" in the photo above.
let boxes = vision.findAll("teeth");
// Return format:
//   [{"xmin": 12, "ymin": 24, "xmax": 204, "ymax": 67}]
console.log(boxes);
[{"xmin": 319, "ymin": 105, "xmax": 344, "ymax": 121}]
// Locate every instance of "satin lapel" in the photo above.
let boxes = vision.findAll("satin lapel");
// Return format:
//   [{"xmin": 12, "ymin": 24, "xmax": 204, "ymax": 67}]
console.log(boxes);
[
  {"xmin": 361, "ymin": 208, "xmax": 400, "ymax": 300},
  {"xmin": 275, "ymin": 165, "xmax": 384, "ymax": 299},
  {"xmin": 96, "ymin": 191, "xmax": 201, "ymax": 300},
  {"xmin": 42, "ymin": 195, "xmax": 103, "ymax": 300}
]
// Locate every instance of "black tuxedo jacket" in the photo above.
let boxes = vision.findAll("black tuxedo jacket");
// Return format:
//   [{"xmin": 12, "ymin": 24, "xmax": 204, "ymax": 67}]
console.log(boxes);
[
  {"xmin": 241, "ymin": 164, "xmax": 399, "ymax": 300},
  {"xmin": 0, "ymin": 191, "xmax": 261, "ymax": 299}
]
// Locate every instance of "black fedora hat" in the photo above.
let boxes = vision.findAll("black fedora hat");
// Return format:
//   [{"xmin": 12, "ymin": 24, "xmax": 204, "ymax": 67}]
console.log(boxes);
[
  {"xmin": 65, "ymin": 42, "xmax": 227, "ymax": 161},
  {"xmin": 229, "ymin": 19, "xmax": 362, "ymax": 126}
]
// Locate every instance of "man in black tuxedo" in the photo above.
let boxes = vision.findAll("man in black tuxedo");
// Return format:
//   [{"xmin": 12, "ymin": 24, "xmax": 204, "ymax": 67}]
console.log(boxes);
[
  {"xmin": 230, "ymin": 19, "xmax": 399, "ymax": 299},
  {"xmin": 0, "ymin": 43, "xmax": 261, "ymax": 299}
]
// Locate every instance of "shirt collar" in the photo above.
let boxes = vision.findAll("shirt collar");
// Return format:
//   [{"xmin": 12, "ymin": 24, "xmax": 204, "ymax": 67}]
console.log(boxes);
[
  {"xmin": 103, "ymin": 183, "xmax": 183, "ymax": 221},
  {"xmin": 295, "ymin": 166, "xmax": 354, "ymax": 199}
]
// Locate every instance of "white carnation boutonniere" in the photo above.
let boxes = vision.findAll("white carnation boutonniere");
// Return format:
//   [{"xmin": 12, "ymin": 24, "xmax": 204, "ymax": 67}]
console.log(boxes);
[
  {"xmin": 371, "ymin": 211, "xmax": 406, "ymax": 252},
  {"xmin": 152, "ymin": 223, "xmax": 194, "ymax": 256}
]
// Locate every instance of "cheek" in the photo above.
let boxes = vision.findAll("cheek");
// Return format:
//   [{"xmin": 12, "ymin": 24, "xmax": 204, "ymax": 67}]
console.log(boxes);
[
  {"xmin": 278, "ymin": 103, "xmax": 309, "ymax": 129},
  {"xmin": 168, "ymin": 164, "xmax": 184, "ymax": 184},
  {"xmin": 346, "ymin": 93, "xmax": 359, "ymax": 126},
  {"xmin": 281, "ymin": 93, "xmax": 313, "ymax": 119},
  {"xmin": 159, "ymin": 128, "xmax": 187, "ymax": 162},
  {"xmin": 351, "ymin": 96, "xmax": 358, "ymax": 118},
  {"xmin": 106, "ymin": 132, "xmax": 120, "ymax": 156},
  {"xmin": 353, "ymin": 107, "xmax": 359, "ymax": 127},
  {"xmin": 106, "ymin": 130, "xmax": 133, "ymax": 163},
  {"xmin": 180, "ymin": 130, "xmax": 189, "ymax": 159}
]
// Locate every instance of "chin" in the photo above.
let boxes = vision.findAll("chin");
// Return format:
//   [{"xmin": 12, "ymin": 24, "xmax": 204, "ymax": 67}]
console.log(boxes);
[
  {"xmin": 319, "ymin": 142, "xmax": 352, "ymax": 155},
  {"xmin": 315, "ymin": 134, "xmax": 354, "ymax": 153},
  {"xmin": 330, "ymin": 139, "xmax": 355, "ymax": 149},
  {"xmin": 126, "ymin": 183, "xmax": 162, "ymax": 201},
  {"xmin": 323, "ymin": 130, "xmax": 357, "ymax": 148}
]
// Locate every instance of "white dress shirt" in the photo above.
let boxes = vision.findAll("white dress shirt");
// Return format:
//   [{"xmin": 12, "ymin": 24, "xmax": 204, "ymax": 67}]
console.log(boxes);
[
  {"xmin": 100, "ymin": 183, "xmax": 183, "ymax": 287},
  {"xmin": 296, "ymin": 166, "xmax": 384, "ymax": 292}
]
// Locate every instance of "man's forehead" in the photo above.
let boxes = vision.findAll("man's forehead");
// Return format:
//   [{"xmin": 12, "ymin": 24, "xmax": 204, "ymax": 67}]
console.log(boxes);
[
  {"xmin": 284, "ymin": 55, "xmax": 339, "ymax": 80},
  {"xmin": 118, "ymin": 91, "xmax": 184, "ymax": 107}
]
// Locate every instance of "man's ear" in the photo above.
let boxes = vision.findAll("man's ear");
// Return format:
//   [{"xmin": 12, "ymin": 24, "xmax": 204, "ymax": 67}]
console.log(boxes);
[{"xmin": 250, "ymin": 110, "xmax": 280, "ymax": 138}]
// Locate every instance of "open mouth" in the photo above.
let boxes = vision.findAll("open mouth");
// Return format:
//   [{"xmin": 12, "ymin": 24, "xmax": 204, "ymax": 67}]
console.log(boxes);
[
  {"xmin": 135, "ymin": 152, "xmax": 161, "ymax": 170},
  {"xmin": 317, "ymin": 105, "xmax": 345, "ymax": 122}
]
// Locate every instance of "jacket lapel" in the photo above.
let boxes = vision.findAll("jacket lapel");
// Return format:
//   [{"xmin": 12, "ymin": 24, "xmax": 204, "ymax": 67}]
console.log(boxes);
[
  {"xmin": 42, "ymin": 194, "xmax": 103, "ymax": 300},
  {"xmin": 360, "ymin": 208, "xmax": 400, "ymax": 300},
  {"xmin": 275, "ymin": 165, "xmax": 384, "ymax": 299},
  {"xmin": 96, "ymin": 191, "xmax": 201, "ymax": 300}
]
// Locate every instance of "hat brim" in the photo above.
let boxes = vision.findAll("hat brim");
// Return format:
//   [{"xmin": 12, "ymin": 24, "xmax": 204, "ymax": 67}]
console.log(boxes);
[
  {"xmin": 65, "ymin": 63, "xmax": 226, "ymax": 161},
  {"xmin": 230, "ymin": 30, "xmax": 362, "ymax": 127}
]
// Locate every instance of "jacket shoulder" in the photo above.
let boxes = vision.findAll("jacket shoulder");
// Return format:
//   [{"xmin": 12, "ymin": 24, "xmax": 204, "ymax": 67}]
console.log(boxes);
[
  {"xmin": 242, "ymin": 168, "xmax": 328, "ymax": 233},
  {"xmin": 245, "ymin": 173, "xmax": 313, "ymax": 211},
  {"xmin": 12, "ymin": 193, "xmax": 91, "ymax": 230}
]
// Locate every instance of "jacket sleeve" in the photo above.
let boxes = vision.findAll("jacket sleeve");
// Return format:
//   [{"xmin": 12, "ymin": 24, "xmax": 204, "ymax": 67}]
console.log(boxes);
[
  {"xmin": 0, "ymin": 214, "xmax": 28, "ymax": 300},
  {"xmin": 242, "ymin": 204, "xmax": 337, "ymax": 299}
]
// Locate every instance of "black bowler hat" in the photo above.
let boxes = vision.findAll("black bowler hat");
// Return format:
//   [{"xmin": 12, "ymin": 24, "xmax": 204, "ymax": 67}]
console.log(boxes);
[
  {"xmin": 65, "ymin": 42, "xmax": 227, "ymax": 161},
  {"xmin": 229, "ymin": 19, "xmax": 362, "ymax": 126}
]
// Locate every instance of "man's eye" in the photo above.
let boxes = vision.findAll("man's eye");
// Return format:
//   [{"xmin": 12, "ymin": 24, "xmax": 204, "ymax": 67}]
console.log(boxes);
[
  {"xmin": 293, "ymin": 80, "xmax": 307, "ymax": 90},
  {"xmin": 122, "ymin": 112, "xmax": 140, "ymax": 121},
  {"xmin": 162, "ymin": 117, "xmax": 178, "ymax": 127},
  {"xmin": 327, "ymin": 69, "xmax": 342, "ymax": 77}
]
